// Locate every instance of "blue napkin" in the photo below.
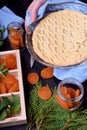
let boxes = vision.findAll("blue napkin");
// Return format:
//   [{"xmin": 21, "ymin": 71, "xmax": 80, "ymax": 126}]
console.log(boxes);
[
  {"xmin": 25, "ymin": 0, "xmax": 87, "ymax": 82},
  {"xmin": 0, "ymin": 6, "xmax": 24, "ymax": 39},
  {"xmin": 54, "ymin": 61, "xmax": 87, "ymax": 83}
]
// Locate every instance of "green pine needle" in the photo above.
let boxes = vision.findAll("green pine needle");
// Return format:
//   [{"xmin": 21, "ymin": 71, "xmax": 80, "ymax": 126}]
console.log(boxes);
[{"xmin": 27, "ymin": 82, "xmax": 87, "ymax": 130}]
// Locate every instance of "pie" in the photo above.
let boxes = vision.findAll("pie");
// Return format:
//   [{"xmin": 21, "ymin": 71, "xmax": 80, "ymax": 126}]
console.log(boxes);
[{"xmin": 32, "ymin": 9, "xmax": 87, "ymax": 66}]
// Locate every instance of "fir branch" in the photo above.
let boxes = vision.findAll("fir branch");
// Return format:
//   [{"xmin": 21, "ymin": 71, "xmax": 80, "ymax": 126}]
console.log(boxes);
[
  {"xmin": 37, "ymin": 106, "xmax": 54, "ymax": 130},
  {"xmin": 27, "ymin": 83, "xmax": 87, "ymax": 130},
  {"xmin": 60, "ymin": 109, "xmax": 87, "ymax": 130}
]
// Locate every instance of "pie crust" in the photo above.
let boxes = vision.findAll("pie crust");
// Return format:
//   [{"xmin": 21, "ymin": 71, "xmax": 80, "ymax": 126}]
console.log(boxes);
[{"xmin": 32, "ymin": 9, "xmax": 87, "ymax": 66}]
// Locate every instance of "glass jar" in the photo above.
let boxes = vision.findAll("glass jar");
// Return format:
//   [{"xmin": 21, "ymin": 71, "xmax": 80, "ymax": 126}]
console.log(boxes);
[
  {"xmin": 56, "ymin": 78, "xmax": 84, "ymax": 111},
  {"xmin": 7, "ymin": 22, "xmax": 24, "ymax": 49}
]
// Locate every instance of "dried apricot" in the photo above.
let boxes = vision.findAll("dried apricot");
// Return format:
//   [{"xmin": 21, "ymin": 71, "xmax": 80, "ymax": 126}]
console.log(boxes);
[
  {"xmin": 54, "ymin": 94, "xmax": 69, "ymax": 110},
  {"xmin": 9, "ymin": 27, "xmax": 21, "ymax": 40},
  {"xmin": 67, "ymin": 87, "xmax": 76, "ymax": 98},
  {"xmin": 0, "ymin": 74, "xmax": 18, "ymax": 86},
  {"xmin": 68, "ymin": 101, "xmax": 74, "ymax": 108},
  {"xmin": 2, "ymin": 54, "xmax": 17, "ymax": 69},
  {"xmin": 9, "ymin": 27, "xmax": 18, "ymax": 33},
  {"xmin": 8, "ymin": 81, "xmax": 19, "ymax": 93},
  {"xmin": 12, "ymin": 31, "xmax": 22, "ymax": 40},
  {"xmin": 9, "ymin": 27, "xmax": 24, "ymax": 48},
  {"xmin": 0, "ymin": 59, "xmax": 4, "ymax": 66},
  {"xmin": 0, "ymin": 74, "xmax": 19, "ymax": 93},
  {"xmin": 56, "ymin": 83, "xmax": 82, "ymax": 110},
  {"xmin": 38, "ymin": 86, "xmax": 52, "ymax": 100},
  {"xmin": 0, "ymin": 82, "xmax": 7, "ymax": 94},
  {"xmin": 60, "ymin": 86, "xmax": 68, "ymax": 97},
  {"xmin": 9, "ymin": 35, "xmax": 20, "ymax": 47},
  {"xmin": 75, "ymin": 89, "xmax": 81, "ymax": 98},
  {"xmin": 40, "ymin": 67, "xmax": 53, "ymax": 79},
  {"xmin": 66, "ymin": 94, "xmax": 74, "ymax": 108},
  {"xmin": 27, "ymin": 72, "xmax": 39, "ymax": 85}
]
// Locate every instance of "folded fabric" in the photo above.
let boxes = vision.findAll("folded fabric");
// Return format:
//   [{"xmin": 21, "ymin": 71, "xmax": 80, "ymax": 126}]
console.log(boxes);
[
  {"xmin": 0, "ymin": 6, "xmax": 24, "ymax": 40},
  {"xmin": 25, "ymin": 0, "xmax": 87, "ymax": 82},
  {"xmin": 1, "ymin": 6, "xmax": 16, "ymax": 14},
  {"xmin": 54, "ymin": 61, "xmax": 87, "ymax": 83},
  {"xmin": 26, "ymin": 0, "xmax": 85, "ymax": 26}
]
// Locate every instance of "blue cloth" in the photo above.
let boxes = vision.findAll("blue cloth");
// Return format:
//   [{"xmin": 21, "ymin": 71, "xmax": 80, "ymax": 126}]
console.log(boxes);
[
  {"xmin": 25, "ymin": 0, "xmax": 84, "ymax": 26},
  {"xmin": 0, "ymin": 6, "xmax": 24, "ymax": 39},
  {"xmin": 25, "ymin": 0, "xmax": 87, "ymax": 82}
]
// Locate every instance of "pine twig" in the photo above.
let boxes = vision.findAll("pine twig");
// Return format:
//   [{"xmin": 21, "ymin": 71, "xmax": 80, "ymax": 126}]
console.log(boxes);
[
  {"xmin": 60, "ymin": 109, "xmax": 87, "ymax": 130},
  {"xmin": 37, "ymin": 106, "xmax": 54, "ymax": 130}
]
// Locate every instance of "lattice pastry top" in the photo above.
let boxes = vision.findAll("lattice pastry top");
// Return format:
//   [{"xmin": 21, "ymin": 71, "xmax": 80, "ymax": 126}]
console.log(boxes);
[{"xmin": 32, "ymin": 9, "xmax": 87, "ymax": 66}]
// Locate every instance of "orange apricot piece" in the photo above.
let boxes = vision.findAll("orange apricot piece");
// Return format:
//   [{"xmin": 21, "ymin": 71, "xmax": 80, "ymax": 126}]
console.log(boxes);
[
  {"xmin": 0, "ymin": 82, "xmax": 7, "ymax": 94},
  {"xmin": 40, "ymin": 67, "xmax": 53, "ymax": 79},
  {"xmin": 54, "ymin": 94, "xmax": 69, "ymax": 110},
  {"xmin": 9, "ymin": 27, "xmax": 18, "ymax": 33},
  {"xmin": 11, "ymin": 45, "xmax": 19, "ymax": 49},
  {"xmin": 9, "ymin": 27, "xmax": 24, "ymax": 48},
  {"xmin": 64, "ymin": 93, "xmax": 71, "ymax": 99},
  {"xmin": 3, "ymin": 54, "xmax": 17, "ymax": 69},
  {"xmin": 6, "ymin": 84, "xmax": 11, "ymax": 92},
  {"xmin": 12, "ymin": 32, "xmax": 22, "ymax": 40},
  {"xmin": 62, "ymin": 93, "xmax": 74, "ymax": 108},
  {"xmin": 27, "ymin": 72, "xmax": 39, "ymax": 85},
  {"xmin": 60, "ymin": 86, "xmax": 68, "ymax": 97},
  {"xmin": 8, "ymin": 81, "xmax": 19, "ymax": 93},
  {"xmin": 68, "ymin": 101, "xmax": 74, "ymax": 108},
  {"xmin": 20, "ymin": 35, "xmax": 24, "ymax": 47},
  {"xmin": 67, "ymin": 87, "xmax": 76, "ymax": 98},
  {"xmin": 38, "ymin": 86, "xmax": 52, "ymax": 100},
  {"xmin": 0, "ymin": 59, "xmax": 4, "ymax": 66},
  {"xmin": 9, "ymin": 28, "xmax": 22, "ymax": 40},
  {"xmin": 1, "ymin": 74, "xmax": 18, "ymax": 86},
  {"xmin": 9, "ymin": 35, "xmax": 20, "ymax": 46},
  {"xmin": 75, "ymin": 89, "xmax": 81, "ymax": 98},
  {"xmin": 66, "ymin": 94, "xmax": 74, "ymax": 108}
]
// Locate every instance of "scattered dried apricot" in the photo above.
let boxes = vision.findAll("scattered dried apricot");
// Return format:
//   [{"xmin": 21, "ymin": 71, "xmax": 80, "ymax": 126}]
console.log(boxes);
[
  {"xmin": 40, "ymin": 67, "xmax": 53, "ymax": 79},
  {"xmin": 27, "ymin": 72, "xmax": 39, "ymax": 85},
  {"xmin": 38, "ymin": 86, "xmax": 52, "ymax": 100}
]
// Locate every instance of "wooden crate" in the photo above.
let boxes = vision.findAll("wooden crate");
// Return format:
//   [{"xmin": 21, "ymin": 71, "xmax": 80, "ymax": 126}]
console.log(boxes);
[{"xmin": 0, "ymin": 50, "xmax": 27, "ymax": 127}]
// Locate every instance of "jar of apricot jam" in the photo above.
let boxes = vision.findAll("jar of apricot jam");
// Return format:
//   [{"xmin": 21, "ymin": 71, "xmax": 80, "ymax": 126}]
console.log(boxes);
[
  {"xmin": 7, "ymin": 22, "xmax": 24, "ymax": 50},
  {"xmin": 57, "ymin": 78, "xmax": 84, "ymax": 111}
]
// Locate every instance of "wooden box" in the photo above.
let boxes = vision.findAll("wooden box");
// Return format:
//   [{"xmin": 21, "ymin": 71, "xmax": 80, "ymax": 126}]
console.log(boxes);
[{"xmin": 0, "ymin": 50, "xmax": 27, "ymax": 127}]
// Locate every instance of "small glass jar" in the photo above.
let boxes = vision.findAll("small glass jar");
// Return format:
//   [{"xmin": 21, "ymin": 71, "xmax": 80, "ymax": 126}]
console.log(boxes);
[
  {"xmin": 7, "ymin": 22, "xmax": 24, "ymax": 50},
  {"xmin": 57, "ymin": 78, "xmax": 84, "ymax": 111}
]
